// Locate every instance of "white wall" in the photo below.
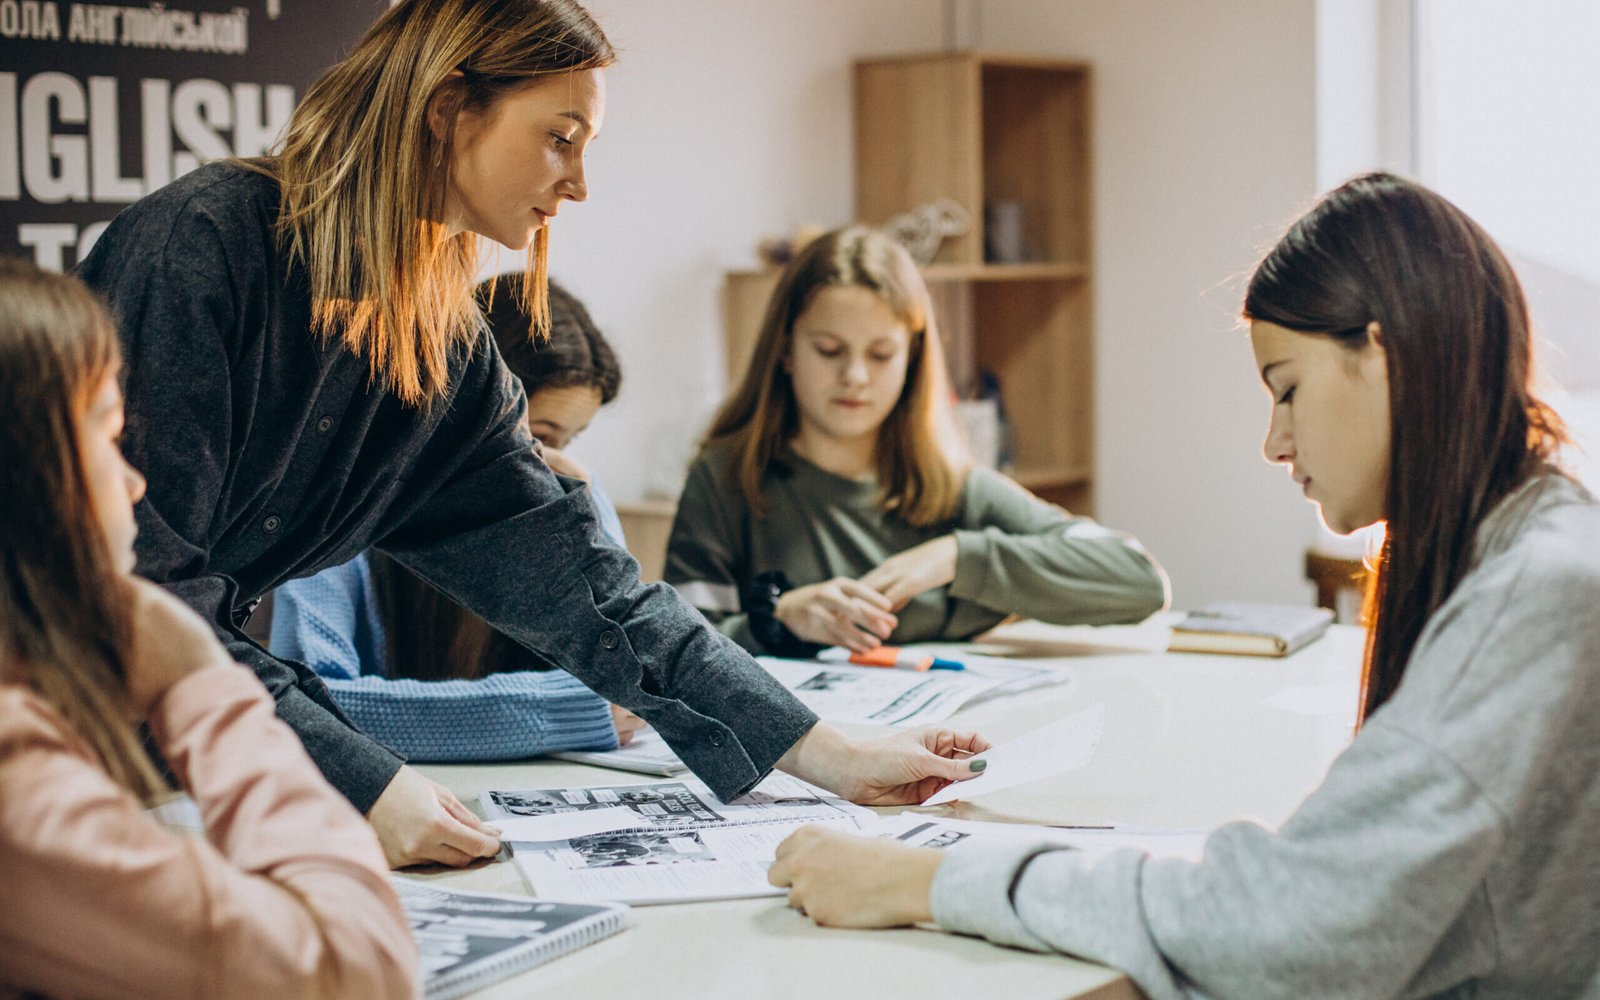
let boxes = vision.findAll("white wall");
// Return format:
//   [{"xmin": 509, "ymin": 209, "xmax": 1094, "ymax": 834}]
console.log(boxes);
[
  {"xmin": 975, "ymin": 0, "xmax": 1326, "ymax": 607},
  {"xmin": 533, "ymin": 1, "xmax": 943, "ymax": 502}
]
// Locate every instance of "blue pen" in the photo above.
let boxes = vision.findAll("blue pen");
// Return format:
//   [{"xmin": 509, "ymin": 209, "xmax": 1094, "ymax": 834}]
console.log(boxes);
[{"xmin": 929, "ymin": 657, "xmax": 965, "ymax": 671}]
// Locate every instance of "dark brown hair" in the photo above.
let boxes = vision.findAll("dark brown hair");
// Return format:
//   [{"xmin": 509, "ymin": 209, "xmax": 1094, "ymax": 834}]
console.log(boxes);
[
  {"xmin": 372, "ymin": 277, "xmax": 620, "ymax": 681},
  {"xmin": 1244, "ymin": 173, "xmax": 1567, "ymax": 722},
  {"xmin": 0, "ymin": 258, "xmax": 166, "ymax": 799},
  {"xmin": 487, "ymin": 275, "xmax": 621, "ymax": 404},
  {"xmin": 705, "ymin": 226, "xmax": 966, "ymax": 525}
]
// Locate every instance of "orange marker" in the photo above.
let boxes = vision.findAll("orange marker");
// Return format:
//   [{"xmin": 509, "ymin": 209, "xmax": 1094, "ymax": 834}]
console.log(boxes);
[{"xmin": 847, "ymin": 647, "xmax": 934, "ymax": 671}]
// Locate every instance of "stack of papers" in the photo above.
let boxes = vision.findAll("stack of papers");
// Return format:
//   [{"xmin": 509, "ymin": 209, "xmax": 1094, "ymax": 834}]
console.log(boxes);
[
  {"xmin": 481, "ymin": 775, "xmax": 872, "ymax": 905},
  {"xmin": 548, "ymin": 649, "xmax": 1063, "ymax": 779},
  {"xmin": 757, "ymin": 650, "xmax": 1062, "ymax": 727}
]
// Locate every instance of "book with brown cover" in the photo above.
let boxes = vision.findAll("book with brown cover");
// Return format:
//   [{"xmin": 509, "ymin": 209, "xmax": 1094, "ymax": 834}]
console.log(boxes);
[{"xmin": 1168, "ymin": 602, "xmax": 1335, "ymax": 657}]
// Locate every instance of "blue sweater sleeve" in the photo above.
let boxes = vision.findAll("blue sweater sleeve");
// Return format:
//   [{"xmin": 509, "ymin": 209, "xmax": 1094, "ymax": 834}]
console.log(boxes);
[
  {"xmin": 588, "ymin": 475, "xmax": 627, "ymax": 549},
  {"xmin": 320, "ymin": 671, "xmax": 619, "ymax": 763},
  {"xmin": 270, "ymin": 554, "xmax": 619, "ymax": 762}
]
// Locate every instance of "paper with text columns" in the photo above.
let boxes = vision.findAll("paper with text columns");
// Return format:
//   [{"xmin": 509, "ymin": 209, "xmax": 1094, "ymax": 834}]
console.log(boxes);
[{"xmin": 923, "ymin": 703, "xmax": 1106, "ymax": 806}]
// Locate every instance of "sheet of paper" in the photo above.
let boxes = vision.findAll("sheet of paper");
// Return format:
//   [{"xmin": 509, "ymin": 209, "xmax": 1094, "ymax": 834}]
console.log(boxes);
[
  {"xmin": 874, "ymin": 812, "xmax": 1207, "ymax": 862},
  {"xmin": 487, "ymin": 806, "xmax": 645, "ymax": 843},
  {"xmin": 551, "ymin": 729, "xmax": 689, "ymax": 776},
  {"xmin": 756, "ymin": 654, "xmax": 1062, "ymax": 727},
  {"xmin": 922, "ymin": 703, "xmax": 1105, "ymax": 805},
  {"xmin": 485, "ymin": 774, "xmax": 873, "ymax": 905},
  {"xmin": 481, "ymin": 775, "xmax": 870, "ymax": 836},
  {"xmin": 510, "ymin": 816, "xmax": 870, "ymax": 906}
]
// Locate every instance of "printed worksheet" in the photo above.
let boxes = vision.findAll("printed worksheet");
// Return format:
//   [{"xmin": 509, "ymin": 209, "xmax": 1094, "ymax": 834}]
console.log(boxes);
[
  {"xmin": 756, "ymin": 654, "xmax": 1062, "ymax": 726},
  {"xmin": 483, "ymin": 775, "xmax": 873, "ymax": 905}
]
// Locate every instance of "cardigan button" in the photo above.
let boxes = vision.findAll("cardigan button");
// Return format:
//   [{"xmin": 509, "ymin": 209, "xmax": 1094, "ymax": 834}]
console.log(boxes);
[
  {"xmin": 316, "ymin": 415, "xmax": 333, "ymax": 433},
  {"xmin": 263, "ymin": 515, "xmax": 282, "ymax": 533},
  {"xmin": 708, "ymin": 731, "xmax": 726, "ymax": 747},
  {"xmin": 599, "ymin": 629, "xmax": 619, "ymax": 650}
]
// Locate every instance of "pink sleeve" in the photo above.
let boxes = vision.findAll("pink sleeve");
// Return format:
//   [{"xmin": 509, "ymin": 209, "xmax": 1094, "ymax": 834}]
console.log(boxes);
[{"xmin": 0, "ymin": 666, "xmax": 419, "ymax": 1000}]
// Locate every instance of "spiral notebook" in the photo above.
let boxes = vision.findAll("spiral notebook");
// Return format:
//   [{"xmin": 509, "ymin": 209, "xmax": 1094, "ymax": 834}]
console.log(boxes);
[{"xmin": 394, "ymin": 878, "xmax": 628, "ymax": 1000}]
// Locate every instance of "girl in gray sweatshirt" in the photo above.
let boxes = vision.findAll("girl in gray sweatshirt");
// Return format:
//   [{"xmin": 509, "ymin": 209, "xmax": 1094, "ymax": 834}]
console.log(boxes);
[{"xmin": 768, "ymin": 174, "xmax": 1600, "ymax": 1000}]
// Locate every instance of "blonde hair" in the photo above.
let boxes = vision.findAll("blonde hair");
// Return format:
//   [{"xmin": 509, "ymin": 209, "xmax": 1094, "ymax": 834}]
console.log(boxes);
[
  {"xmin": 0, "ymin": 259, "xmax": 167, "ymax": 802},
  {"xmin": 270, "ymin": 0, "xmax": 614, "ymax": 406},
  {"xmin": 706, "ymin": 226, "xmax": 968, "ymax": 525}
]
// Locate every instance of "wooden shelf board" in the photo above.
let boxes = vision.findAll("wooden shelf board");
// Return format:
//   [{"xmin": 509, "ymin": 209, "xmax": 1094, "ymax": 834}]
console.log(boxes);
[
  {"xmin": 728, "ymin": 262, "xmax": 1087, "ymax": 284},
  {"xmin": 1010, "ymin": 465, "xmax": 1092, "ymax": 491},
  {"xmin": 860, "ymin": 51, "xmax": 1091, "ymax": 74},
  {"xmin": 923, "ymin": 262, "xmax": 1088, "ymax": 283}
]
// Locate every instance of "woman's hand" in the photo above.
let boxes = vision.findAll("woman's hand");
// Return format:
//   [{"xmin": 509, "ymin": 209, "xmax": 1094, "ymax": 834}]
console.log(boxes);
[
  {"xmin": 540, "ymin": 445, "xmax": 591, "ymax": 482},
  {"xmin": 123, "ymin": 577, "xmax": 233, "ymax": 715},
  {"xmin": 858, "ymin": 535, "xmax": 959, "ymax": 611},
  {"xmin": 610, "ymin": 704, "xmax": 647, "ymax": 746},
  {"xmin": 367, "ymin": 765, "xmax": 503, "ymax": 869},
  {"xmin": 775, "ymin": 721, "xmax": 990, "ymax": 806},
  {"xmin": 769, "ymin": 825, "xmax": 943, "ymax": 927},
  {"xmin": 774, "ymin": 577, "xmax": 898, "ymax": 652}
]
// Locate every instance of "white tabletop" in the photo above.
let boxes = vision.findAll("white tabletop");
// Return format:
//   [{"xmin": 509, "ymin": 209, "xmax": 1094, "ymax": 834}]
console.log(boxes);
[{"xmin": 412, "ymin": 616, "xmax": 1364, "ymax": 1000}]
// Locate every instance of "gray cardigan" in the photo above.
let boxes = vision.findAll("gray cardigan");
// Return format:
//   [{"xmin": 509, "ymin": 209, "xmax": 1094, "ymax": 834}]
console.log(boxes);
[
  {"xmin": 932, "ymin": 472, "xmax": 1600, "ymax": 999},
  {"xmin": 77, "ymin": 161, "xmax": 818, "ymax": 812}
]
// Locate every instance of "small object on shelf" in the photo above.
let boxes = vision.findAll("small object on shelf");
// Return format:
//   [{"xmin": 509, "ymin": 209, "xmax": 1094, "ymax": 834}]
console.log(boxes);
[
  {"xmin": 1169, "ymin": 602, "xmax": 1335, "ymax": 657},
  {"xmin": 881, "ymin": 198, "xmax": 972, "ymax": 266},
  {"xmin": 755, "ymin": 224, "xmax": 827, "ymax": 269},
  {"xmin": 983, "ymin": 198, "xmax": 1028, "ymax": 262}
]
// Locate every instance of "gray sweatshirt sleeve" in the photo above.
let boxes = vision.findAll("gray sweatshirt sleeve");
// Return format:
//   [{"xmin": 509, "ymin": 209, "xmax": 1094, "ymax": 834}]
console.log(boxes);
[
  {"xmin": 947, "ymin": 469, "xmax": 1169, "ymax": 626},
  {"xmin": 931, "ymin": 721, "xmax": 1506, "ymax": 1000},
  {"xmin": 931, "ymin": 503, "xmax": 1600, "ymax": 1000}
]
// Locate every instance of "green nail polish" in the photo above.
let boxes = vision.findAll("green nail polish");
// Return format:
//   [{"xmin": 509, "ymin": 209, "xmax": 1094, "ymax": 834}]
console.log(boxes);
[{"xmin": 968, "ymin": 759, "xmax": 987, "ymax": 772}]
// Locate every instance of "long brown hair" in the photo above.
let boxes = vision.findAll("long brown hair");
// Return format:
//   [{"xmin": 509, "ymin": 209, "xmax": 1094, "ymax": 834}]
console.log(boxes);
[
  {"xmin": 1244, "ymin": 173, "xmax": 1567, "ymax": 722},
  {"xmin": 0, "ymin": 258, "xmax": 166, "ymax": 800},
  {"xmin": 373, "ymin": 277, "xmax": 622, "ymax": 681},
  {"xmin": 706, "ymin": 226, "xmax": 967, "ymax": 526},
  {"xmin": 271, "ymin": 0, "xmax": 614, "ymax": 406}
]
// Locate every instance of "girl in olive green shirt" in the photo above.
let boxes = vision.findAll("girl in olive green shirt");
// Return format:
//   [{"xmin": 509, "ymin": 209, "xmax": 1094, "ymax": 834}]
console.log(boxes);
[{"xmin": 666, "ymin": 227, "xmax": 1167, "ymax": 656}]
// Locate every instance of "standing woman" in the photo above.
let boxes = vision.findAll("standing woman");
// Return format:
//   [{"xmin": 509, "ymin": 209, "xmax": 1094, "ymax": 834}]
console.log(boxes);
[
  {"xmin": 769, "ymin": 175, "xmax": 1600, "ymax": 999},
  {"xmin": 0, "ymin": 260, "xmax": 416, "ymax": 1000},
  {"xmin": 77, "ymin": 0, "xmax": 984, "ymax": 870}
]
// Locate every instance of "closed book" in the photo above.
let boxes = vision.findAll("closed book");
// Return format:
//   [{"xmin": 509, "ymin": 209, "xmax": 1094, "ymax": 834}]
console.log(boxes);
[
  {"xmin": 1168, "ymin": 602, "xmax": 1334, "ymax": 657},
  {"xmin": 394, "ymin": 878, "xmax": 628, "ymax": 1000}
]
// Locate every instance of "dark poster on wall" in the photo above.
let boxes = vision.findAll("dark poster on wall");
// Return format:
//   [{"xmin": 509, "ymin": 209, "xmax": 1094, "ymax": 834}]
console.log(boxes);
[{"xmin": 0, "ymin": 0, "xmax": 387, "ymax": 270}]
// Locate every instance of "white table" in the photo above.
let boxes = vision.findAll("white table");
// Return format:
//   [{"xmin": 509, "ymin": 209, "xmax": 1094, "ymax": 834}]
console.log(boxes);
[{"xmin": 412, "ymin": 617, "xmax": 1364, "ymax": 1000}]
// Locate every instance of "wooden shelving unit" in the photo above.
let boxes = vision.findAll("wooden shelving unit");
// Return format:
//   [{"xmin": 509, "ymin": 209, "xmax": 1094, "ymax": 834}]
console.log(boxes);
[{"xmin": 723, "ymin": 52, "xmax": 1096, "ymax": 512}]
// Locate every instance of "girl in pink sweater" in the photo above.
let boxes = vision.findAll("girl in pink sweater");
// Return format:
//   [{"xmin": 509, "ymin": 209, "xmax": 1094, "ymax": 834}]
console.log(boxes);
[{"xmin": 0, "ymin": 259, "xmax": 418, "ymax": 1000}]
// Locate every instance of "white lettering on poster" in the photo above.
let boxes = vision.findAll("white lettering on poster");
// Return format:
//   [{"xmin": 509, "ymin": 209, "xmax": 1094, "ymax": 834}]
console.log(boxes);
[
  {"xmin": 1, "ymin": 71, "xmax": 294, "ymax": 267},
  {"xmin": 2, "ymin": 72, "xmax": 294, "ymax": 205}
]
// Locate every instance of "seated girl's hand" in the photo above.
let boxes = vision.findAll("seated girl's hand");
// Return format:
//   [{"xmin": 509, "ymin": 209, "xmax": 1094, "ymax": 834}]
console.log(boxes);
[
  {"xmin": 540, "ymin": 445, "xmax": 591, "ymax": 482},
  {"xmin": 768, "ymin": 825, "xmax": 944, "ymax": 928},
  {"xmin": 610, "ymin": 705, "xmax": 646, "ymax": 746},
  {"xmin": 123, "ymin": 577, "xmax": 233, "ymax": 715},
  {"xmin": 858, "ymin": 535, "xmax": 958, "ymax": 611},
  {"xmin": 774, "ymin": 578, "xmax": 897, "ymax": 652}
]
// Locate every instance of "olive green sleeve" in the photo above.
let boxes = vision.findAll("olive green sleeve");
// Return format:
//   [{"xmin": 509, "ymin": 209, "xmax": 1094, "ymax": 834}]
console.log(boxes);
[
  {"xmin": 947, "ymin": 469, "xmax": 1169, "ymax": 626},
  {"xmin": 664, "ymin": 453, "xmax": 761, "ymax": 652}
]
